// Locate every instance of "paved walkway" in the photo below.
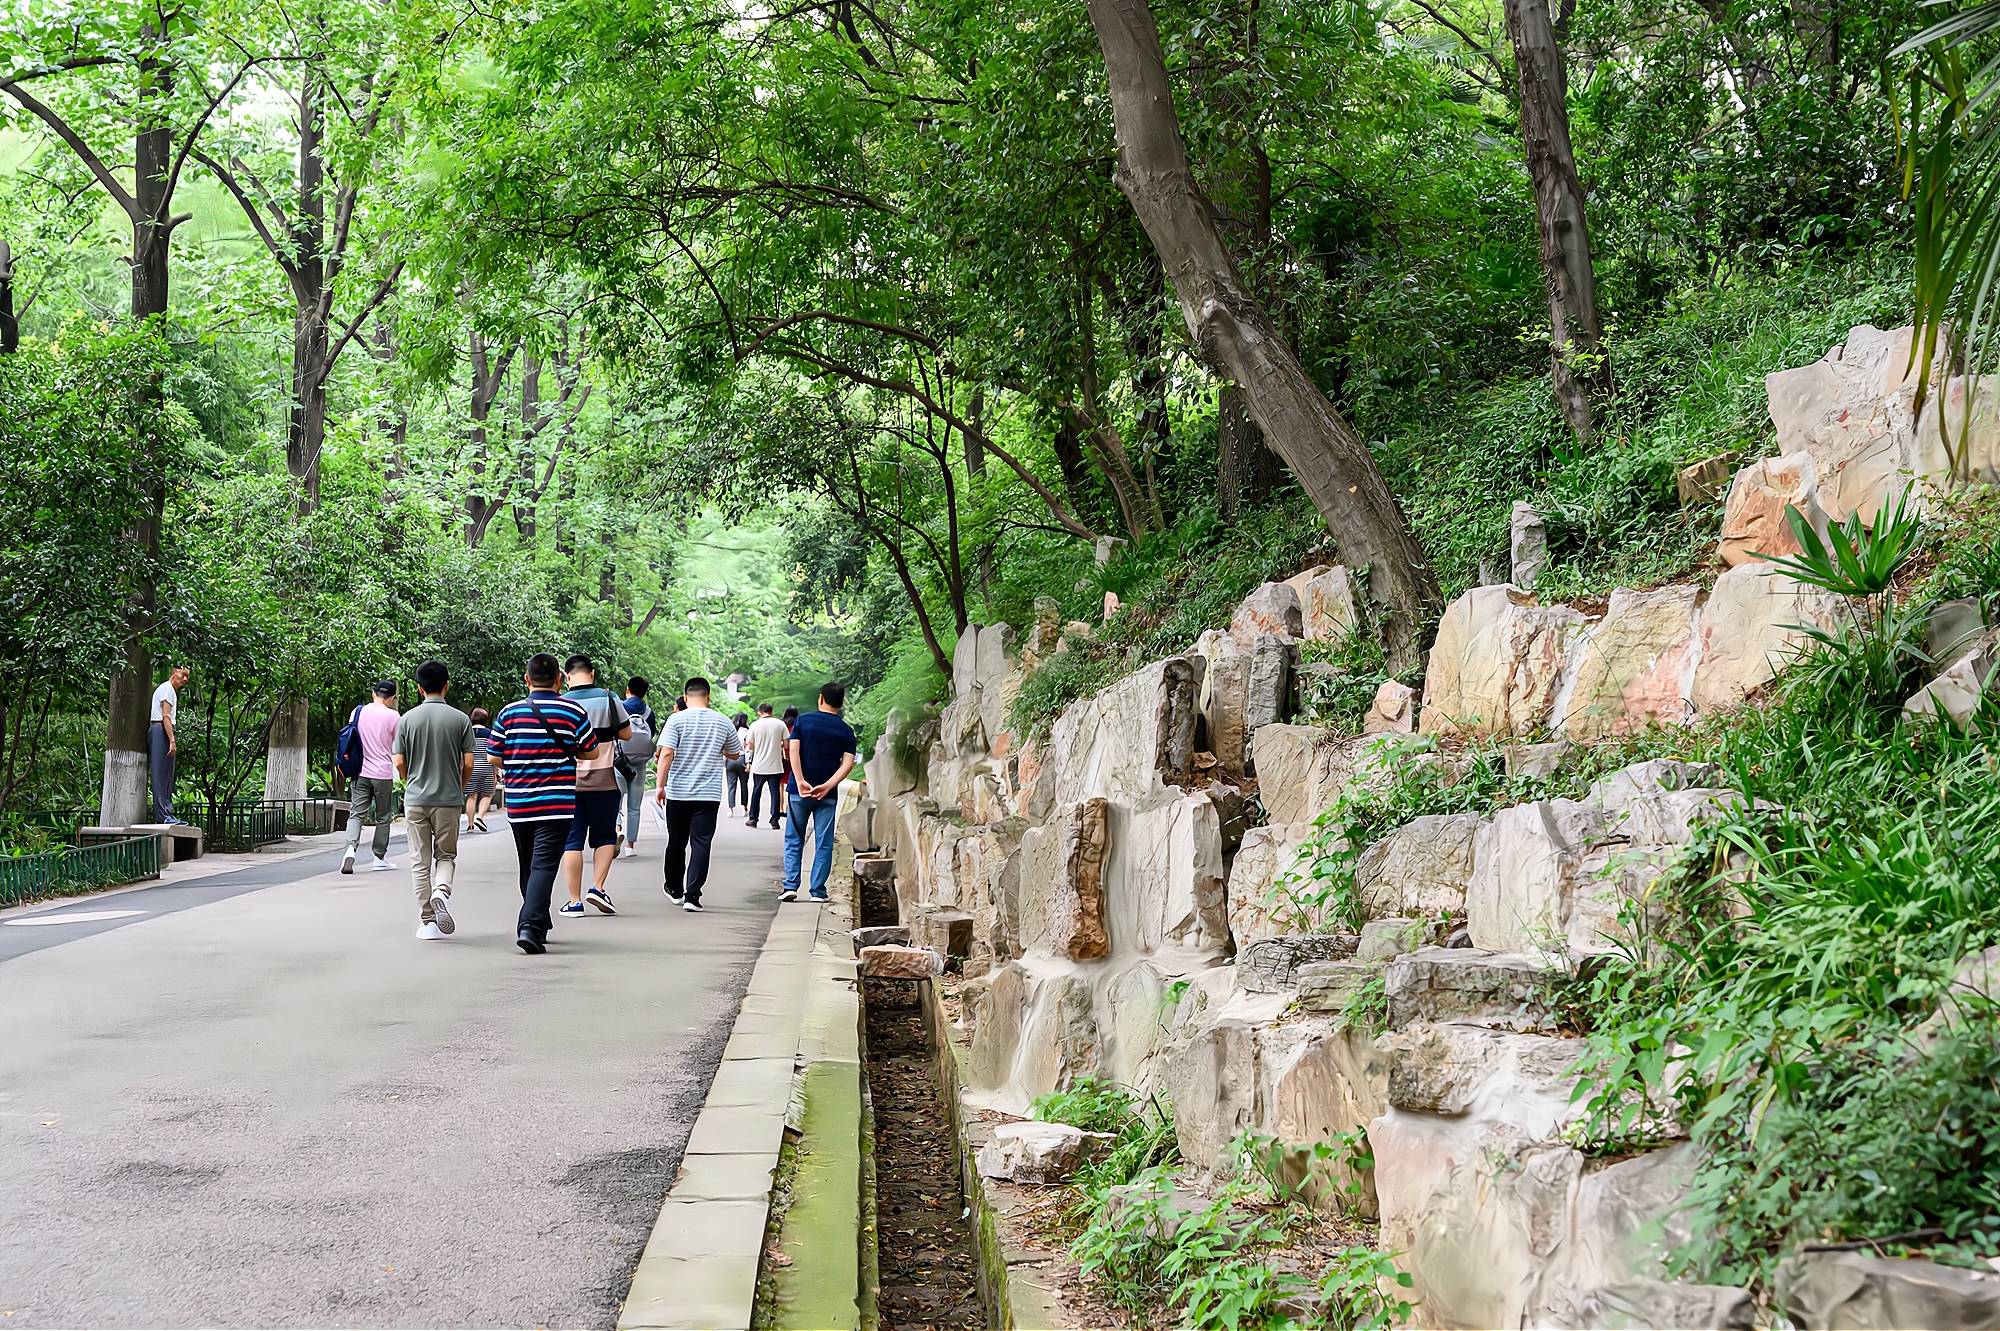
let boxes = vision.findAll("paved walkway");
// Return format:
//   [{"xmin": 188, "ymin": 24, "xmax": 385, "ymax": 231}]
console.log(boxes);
[{"xmin": 0, "ymin": 810, "xmax": 786, "ymax": 1328}]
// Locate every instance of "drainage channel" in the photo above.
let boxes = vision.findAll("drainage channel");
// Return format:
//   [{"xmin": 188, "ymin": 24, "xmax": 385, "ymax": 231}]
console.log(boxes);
[{"xmin": 854, "ymin": 854, "xmax": 991, "ymax": 1329}]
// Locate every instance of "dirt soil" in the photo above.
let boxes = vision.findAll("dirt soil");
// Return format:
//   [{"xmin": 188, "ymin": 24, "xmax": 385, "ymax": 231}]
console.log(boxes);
[{"xmin": 864, "ymin": 999, "xmax": 985, "ymax": 1329}]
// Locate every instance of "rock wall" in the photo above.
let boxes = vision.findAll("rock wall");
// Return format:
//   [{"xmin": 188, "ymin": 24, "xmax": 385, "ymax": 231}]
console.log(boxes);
[{"xmin": 842, "ymin": 327, "xmax": 1989, "ymax": 1327}]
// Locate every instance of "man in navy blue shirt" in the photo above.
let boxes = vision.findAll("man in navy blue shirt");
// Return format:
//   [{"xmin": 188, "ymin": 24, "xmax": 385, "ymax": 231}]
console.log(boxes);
[{"xmin": 781, "ymin": 681, "xmax": 858, "ymax": 903}]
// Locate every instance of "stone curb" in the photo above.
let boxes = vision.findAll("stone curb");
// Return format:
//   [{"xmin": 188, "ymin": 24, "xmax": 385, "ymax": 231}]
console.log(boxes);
[{"xmin": 618, "ymin": 900, "xmax": 825, "ymax": 1331}]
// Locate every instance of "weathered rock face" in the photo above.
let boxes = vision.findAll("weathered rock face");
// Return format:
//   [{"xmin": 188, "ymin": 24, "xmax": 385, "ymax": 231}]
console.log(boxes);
[
  {"xmin": 1017, "ymin": 799, "xmax": 1111, "ymax": 961},
  {"xmin": 1555, "ymin": 584, "xmax": 1701, "ymax": 739},
  {"xmin": 1112, "ymin": 792, "xmax": 1230, "ymax": 954},
  {"xmin": 1466, "ymin": 799, "xmax": 1603, "ymax": 954},
  {"xmin": 1295, "ymin": 958, "xmax": 1379, "ymax": 1012},
  {"xmin": 1299, "ymin": 566, "xmax": 1362, "ymax": 642},
  {"xmin": 1045, "ymin": 656, "xmax": 1200, "ymax": 809},
  {"xmin": 1689, "ymin": 563, "xmax": 1845, "ymax": 714},
  {"xmin": 1511, "ymin": 501, "xmax": 1549, "ymax": 587},
  {"xmin": 1356, "ymin": 917, "xmax": 1425, "ymax": 963},
  {"xmin": 965, "ymin": 963, "xmax": 1101, "ymax": 1112},
  {"xmin": 1420, "ymin": 585, "xmax": 1587, "ymax": 739},
  {"xmin": 1577, "ymin": 1278, "xmax": 1756, "ymax": 1331},
  {"xmin": 1777, "ymin": 1250, "xmax": 2000, "ymax": 1331},
  {"xmin": 1251, "ymin": 725, "xmax": 1349, "ymax": 825},
  {"xmin": 975, "ymin": 1121, "xmax": 1115, "ymax": 1185},
  {"xmin": 1355, "ymin": 813, "xmax": 1479, "ymax": 921},
  {"xmin": 1905, "ymin": 625, "xmax": 2000, "ymax": 729}
]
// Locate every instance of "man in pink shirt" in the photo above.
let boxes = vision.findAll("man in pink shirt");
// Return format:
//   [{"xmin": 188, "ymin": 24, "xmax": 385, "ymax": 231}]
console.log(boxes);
[{"xmin": 342, "ymin": 681, "xmax": 402, "ymax": 874}]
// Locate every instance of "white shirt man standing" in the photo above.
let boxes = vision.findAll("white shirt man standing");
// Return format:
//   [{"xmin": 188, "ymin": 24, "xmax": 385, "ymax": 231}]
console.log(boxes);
[
  {"xmin": 745, "ymin": 704, "xmax": 789, "ymax": 830},
  {"xmin": 148, "ymin": 665, "xmax": 190, "ymax": 824}
]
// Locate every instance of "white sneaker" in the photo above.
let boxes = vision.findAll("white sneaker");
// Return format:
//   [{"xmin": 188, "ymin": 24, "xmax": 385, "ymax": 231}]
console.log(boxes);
[
  {"xmin": 371, "ymin": 856, "xmax": 396, "ymax": 872},
  {"xmin": 430, "ymin": 892, "xmax": 455, "ymax": 935},
  {"xmin": 340, "ymin": 849, "xmax": 356, "ymax": 875},
  {"xmin": 620, "ymin": 844, "xmax": 637, "ymax": 859},
  {"xmin": 416, "ymin": 922, "xmax": 445, "ymax": 941}
]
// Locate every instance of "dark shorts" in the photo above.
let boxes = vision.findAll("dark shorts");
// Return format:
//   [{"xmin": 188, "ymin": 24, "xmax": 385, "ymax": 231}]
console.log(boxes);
[{"xmin": 566, "ymin": 789, "xmax": 622, "ymax": 850}]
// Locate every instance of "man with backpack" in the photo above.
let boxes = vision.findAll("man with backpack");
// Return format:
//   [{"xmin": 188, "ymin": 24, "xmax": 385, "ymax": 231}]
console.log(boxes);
[
  {"xmin": 557, "ymin": 654, "xmax": 631, "ymax": 918},
  {"xmin": 487, "ymin": 653, "xmax": 597, "ymax": 955},
  {"xmin": 614, "ymin": 677, "xmax": 658, "ymax": 859},
  {"xmin": 339, "ymin": 681, "xmax": 401, "ymax": 875}
]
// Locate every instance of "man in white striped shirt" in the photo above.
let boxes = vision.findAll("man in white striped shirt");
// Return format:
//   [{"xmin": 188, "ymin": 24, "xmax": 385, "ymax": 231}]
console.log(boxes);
[{"xmin": 651, "ymin": 676, "xmax": 743, "ymax": 912}]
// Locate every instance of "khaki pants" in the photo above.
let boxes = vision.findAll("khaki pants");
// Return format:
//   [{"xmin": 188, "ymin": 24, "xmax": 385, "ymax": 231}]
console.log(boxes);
[{"xmin": 406, "ymin": 804, "xmax": 461, "ymax": 922}]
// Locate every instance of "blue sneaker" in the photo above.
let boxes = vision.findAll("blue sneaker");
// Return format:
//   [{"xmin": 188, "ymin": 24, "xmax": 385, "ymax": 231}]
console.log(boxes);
[
  {"xmin": 586, "ymin": 886, "xmax": 616, "ymax": 915},
  {"xmin": 558, "ymin": 900, "xmax": 585, "ymax": 917}
]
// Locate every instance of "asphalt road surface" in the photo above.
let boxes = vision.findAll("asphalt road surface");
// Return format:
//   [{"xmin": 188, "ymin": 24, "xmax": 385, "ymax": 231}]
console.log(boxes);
[{"xmin": 0, "ymin": 807, "xmax": 784, "ymax": 1328}]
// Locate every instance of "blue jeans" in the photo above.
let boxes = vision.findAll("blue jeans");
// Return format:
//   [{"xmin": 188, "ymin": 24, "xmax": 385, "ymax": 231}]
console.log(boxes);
[{"xmin": 783, "ymin": 792, "xmax": 838, "ymax": 898}]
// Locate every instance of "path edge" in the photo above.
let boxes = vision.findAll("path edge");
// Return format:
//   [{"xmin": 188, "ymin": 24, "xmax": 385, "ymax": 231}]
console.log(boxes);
[{"xmin": 616, "ymin": 897, "xmax": 830, "ymax": 1331}]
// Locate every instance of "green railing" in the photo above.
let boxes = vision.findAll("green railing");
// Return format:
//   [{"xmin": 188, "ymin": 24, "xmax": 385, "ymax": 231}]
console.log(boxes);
[
  {"xmin": 181, "ymin": 800, "xmax": 289, "ymax": 853},
  {"xmin": 0, "ymin": 835, "xmax": 161, "ymax": 907}
]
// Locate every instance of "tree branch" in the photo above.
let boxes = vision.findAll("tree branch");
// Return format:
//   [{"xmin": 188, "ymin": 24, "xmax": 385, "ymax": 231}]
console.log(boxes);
[{"xmin": 0, "ymin": 81, "xmax": 137, "ymax": 217}]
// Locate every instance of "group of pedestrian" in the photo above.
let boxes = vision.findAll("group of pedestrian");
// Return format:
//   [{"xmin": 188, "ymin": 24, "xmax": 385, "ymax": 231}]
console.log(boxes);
[{"xmin": 331, "ymin": 651, "xmax": 857, "ymax": 955}]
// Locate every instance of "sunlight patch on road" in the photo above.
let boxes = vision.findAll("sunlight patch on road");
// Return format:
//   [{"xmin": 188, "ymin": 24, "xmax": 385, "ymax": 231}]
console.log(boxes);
[{"xmin": 4, "ymin": 910, "xmax": 147, "ymax": 927}]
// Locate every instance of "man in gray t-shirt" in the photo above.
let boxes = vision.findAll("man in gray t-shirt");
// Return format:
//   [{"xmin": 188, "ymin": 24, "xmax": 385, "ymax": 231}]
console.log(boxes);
[
  {"xmin": 651, "ymin": 676, "xmax": 742, "ymax": 912},
  {"xmin": 393, "ymin": 660, "xmax": 475, "ymax": 941}
]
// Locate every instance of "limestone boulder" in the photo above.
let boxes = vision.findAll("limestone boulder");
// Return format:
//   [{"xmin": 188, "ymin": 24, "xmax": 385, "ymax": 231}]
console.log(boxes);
[
  {"xmin": 1466, "ymin": 798, "xmax": 1602, "ymax": 954},
  {"xmin": 1511, "ymin": 501, "xmax": 1549, "ymax": 586},
  {"xmin": 1586, "ymin": 758, "xmax": 1727, "ymax": 842},
  {"xmin": 1300, "ymin": 566, "xmax": 1362, "ymax": 642},
  {"xmin": 1420, "ymin": 585, "xmax": 1588, "ymax": 739},
  {"xmin": 1676, "ymin": 452, "xmax": 1740, "ymax": 506},
  {"xmin": 1363, "ymin": 679, "xmax": 1416, "ymax": 734},
  {"xmin": 1225, "ymin": 820, "xmax": 1316, "ymax": 947},
  {"xmin": 1167, "ymin": 1009, "xmax": 1265, "ymax": 1168},
  {"xmin": 1777, "ymin": 1250, "xmax": 2000, "ymax": 1330},
  {"xmin": 1377, "ymin": 1024, "xmax": 1587, "ymax": 1134},
  {"xmin": 1914, "ymin": 370, "xmax": 2000, "ymax": 495},
  {"xmin": 1259, "ymin": 1020, "xmax": 1388, "ymax": 1215},
  {"xmin": 1225, "ymin": 581, "xmax": 1304, "ymax": 649},
  {"xmin": 959, "ymin": 819, "xmax": 1025, "ymax": 972},
  {"xmin": 1689, "ymin": 563, "xmax": 1845, "ymax": 714},
  {"xmin": 1354, "ymin": 813, "xmax": 1479, "ymax": 921},
  {"xmin": 1251, "ymin": 724, "xmax": 1346, "ymax": 825},
  {"xmin": 1717, "ymin": 453, "xmax": 1826, "ymax": 567},
  {"xmin": 1383, "ymin": 948, "xmax": 1557, "ymax": 1032},
  {"xmin": 1356, "ymin": 917, "xmax": 1426, "ymax": 963},
  {"xmin": 976, "ymin": 1121, "xmax": 1115, "ymax": 1185},
  {"xmin": 1017, "ymin": 798, "xmax": 1111, "ymax": 961},
  {"xmin": 1503, "ymin": 739, "xmax": 1573, "ymax": 780},
  {"xmin": 965, "ymin": 963, "xmax": 1102, "ymax": 1112},
  {"xmin": 1576, "ymin": 1278, "xmax": 1755, "ymax": 1331},
  {"xmin": 1204, "ymin": 635, "xmax": 1294, "ymax": 778},
  {"xmin": 1766, "ymin": 323, "xmax": 1950, "ymax": 523},
  {"xmin": 1905, "ymin": 625, "xmax": 2000, "ymax": 729},
  {"xmin": 1554, "ymin": 585, "xmax": 1701, "ymax": 739},
  {"xmin": 1569, "ymin": 844, "xmax": 1679, "ymax": 958},
  {"xmin": 1239, "ymin": 934, "xmax": 1358, "ymax": 993},
  {"xmin": 911, "ymin": 908, "xmax": 974, "ymax": 962}
]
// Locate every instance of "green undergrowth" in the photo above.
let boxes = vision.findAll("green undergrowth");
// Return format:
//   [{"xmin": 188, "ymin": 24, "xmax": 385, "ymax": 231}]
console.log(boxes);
[
  {"xmin": 1280, "ymin": 490, "xmax": 2000, "ymax": 1291},
  {"xmin": 1374, "ymin": 249, "xmax": 1911, "ymax": 598},
  {"xmin": 1030, "ymin": 1078, "xmax": 1412, "ymax": 1330}
]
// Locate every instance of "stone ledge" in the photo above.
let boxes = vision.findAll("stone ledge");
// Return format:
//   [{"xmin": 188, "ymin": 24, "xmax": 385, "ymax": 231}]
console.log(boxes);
[{"xmin": 616, "ymin": 900, "xmax": 825, "ymax": 1331}]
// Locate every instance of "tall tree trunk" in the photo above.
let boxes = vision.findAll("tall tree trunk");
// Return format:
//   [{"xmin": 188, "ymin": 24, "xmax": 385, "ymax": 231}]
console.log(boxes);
[
  {"xmin": 1217, "ymin": 388, "xmax": 1283, "ymax": 519},
  {"xmin": 287, "ymin": 69, "xmax": 330, "ymax": 507},
  {"xmin": 0, "ymin": 241, "xmax": 16, "ymax": 354},
  {"xmin": 271, "ymin": 71, "xmax": 328, "ymax": 802},
  {"xmin": 1084, "ymin": 0, "xmax": 1438, "ymax": 659},
  {"xmin": 103, "ymin": 30, "xmax": 174, "ymax": 827},
  {"xmin": 1505, "ymin": 0, "xmax": 1608, "ymax": 442}
]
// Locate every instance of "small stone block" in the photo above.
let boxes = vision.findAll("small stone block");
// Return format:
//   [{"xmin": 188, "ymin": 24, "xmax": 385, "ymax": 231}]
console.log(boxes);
[
  {"xmin": 1676, "ymin": 451, "xmax": 1740, "ymax": 506},
  {"xmin": 1356, "ymin": 917, "xmax": 1426, "ymax": 963},
  {"xmin": 851, "ymin": 925, "xmax": 909, "ymax": 949},
  {"xmin": 1296, "ymin": 959, "xmax": 1380, "ymax": 1013},
  {"xmin": 1238, "ymin": 934, "xmax": 1359, "ymax": 993},
  {"xmin": 853, "ymin": 856, "xmax": 897, "ymax": 885},
  {"xmin": 859, "ymin": 944, "xmax": 943, "ymax": 978}
]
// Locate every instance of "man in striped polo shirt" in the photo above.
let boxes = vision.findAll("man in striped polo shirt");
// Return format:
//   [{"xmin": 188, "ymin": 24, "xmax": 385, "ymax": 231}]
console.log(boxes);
[
  {"xmin": 651, "ymin": 676, "xmax": 743, "ymax": 912},
  {"xmin": 487, "ymin": 653, "xmax": 598, "ymax": 954}
]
